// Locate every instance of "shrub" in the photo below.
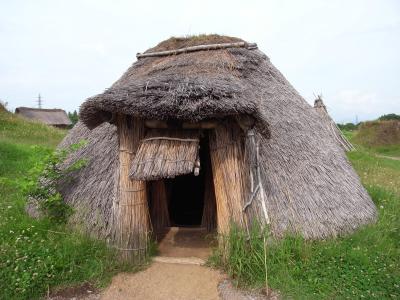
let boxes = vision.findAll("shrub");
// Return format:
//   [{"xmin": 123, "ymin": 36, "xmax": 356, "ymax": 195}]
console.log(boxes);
[
  {"xmin": 22, "ymin": 142, "xmax": 87, "ymax": 223},
  {"xmin": 337, "ymin": 123, "xmax": 358, "ymax": 131},
  {"xmin": 379, "ymin": 114, "xmax": 400, "ymax": 121}
]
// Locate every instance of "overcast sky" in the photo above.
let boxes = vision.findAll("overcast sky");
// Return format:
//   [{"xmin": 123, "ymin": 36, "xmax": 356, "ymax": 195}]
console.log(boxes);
[{"xmin": 1, "ymin": 0, "xmax": 399, "ymax": 123}]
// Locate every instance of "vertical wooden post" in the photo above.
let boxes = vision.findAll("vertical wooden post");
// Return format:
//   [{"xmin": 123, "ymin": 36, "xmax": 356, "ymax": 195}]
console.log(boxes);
[
  {"xmin": 209, "ymin": 121, "xmax": 248, "ymax": 235},
  {"xmin": 201, "ymin": 152, "xmax": 217, "ymax": 232},
  {"xmin": 149, "ymin": 180, "xmax": 170, "ymax": 233},
  {"xmin": 117, "ymin": 114, "xmax": 150, "ymax": 263}
]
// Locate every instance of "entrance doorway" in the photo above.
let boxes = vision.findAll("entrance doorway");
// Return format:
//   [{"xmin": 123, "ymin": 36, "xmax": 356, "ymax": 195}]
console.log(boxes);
[
  {"xmin": 167, "ymin": 172, "xmax": 205, "ymax": 226},
  {"xmin": 166, "ymin": 134, "xmax": 209, "ymax": 226}
]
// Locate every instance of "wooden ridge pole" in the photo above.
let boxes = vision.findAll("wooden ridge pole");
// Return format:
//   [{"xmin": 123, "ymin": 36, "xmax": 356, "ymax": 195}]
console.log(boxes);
[{"xmin": 136, "ymin": 42, "xmax": 258, "ymax": 59}]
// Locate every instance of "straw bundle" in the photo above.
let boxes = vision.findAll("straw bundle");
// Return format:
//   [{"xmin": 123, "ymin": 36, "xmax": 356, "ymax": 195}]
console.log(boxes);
[
  {"xmin": 149, "ymin": 180, "xmax": 170, "ymax": 233},
  {"xmin": 209, "ymin": 121, "xmax": 247, "ymax": 234},
  {"xmin": 130, "ymin": 129, "xmax": 200, "ymax": 180},
  {"xmin": 116, "ymin": 115, "xmax": 150, "ymax": 263},
  {"xmin": 201, "ymin": 149, "xmax": 217, "ymax": 232}
]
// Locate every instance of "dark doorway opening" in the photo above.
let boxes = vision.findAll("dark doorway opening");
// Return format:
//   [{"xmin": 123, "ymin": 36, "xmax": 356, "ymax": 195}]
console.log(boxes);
[
  {"xmin": 166, "ymin": 135, "xmax": 209, "ymax": 226},
  {"xmin": 167, "ymin": 173, "xmax": 205, "ymax": 226}
]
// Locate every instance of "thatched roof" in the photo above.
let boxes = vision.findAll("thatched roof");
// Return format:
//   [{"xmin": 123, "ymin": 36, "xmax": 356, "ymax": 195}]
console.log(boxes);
[
  {"xmin": 58, "ymin": 35, "xmax": 376, "ymax": 240},
  {"xmin": 130, "ymin": 129, "xmax": 200, "ymax": 180},
  {"xmin": 15, "ymin": 107, "xmax": 72, "ymax": 126},
  {"xmin": 80, "ymin": 35, "xmax": 262, "ymax": 129},
  {"xmin": 313, "ymin": 97, "xmax": 354, "ymax": 151}
]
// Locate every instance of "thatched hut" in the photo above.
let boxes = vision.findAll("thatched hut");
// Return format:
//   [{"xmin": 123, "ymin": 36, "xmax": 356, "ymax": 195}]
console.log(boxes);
[
  {"xmin": 57, "ymin": 35, "xmax": 376, "ymax": 262},
  {"xmin": 15, "ymin": 107, "xmax": 72, "ymax": 128},
  {"xmin": 313, "ymin": 96, "xmax": 354, "ymax": 151}
]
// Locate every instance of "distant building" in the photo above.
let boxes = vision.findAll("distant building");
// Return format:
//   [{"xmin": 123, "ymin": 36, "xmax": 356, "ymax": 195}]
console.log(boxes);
[{"xmin": 15, "ymin": 107, "xmax": 72, "ymax": 129}]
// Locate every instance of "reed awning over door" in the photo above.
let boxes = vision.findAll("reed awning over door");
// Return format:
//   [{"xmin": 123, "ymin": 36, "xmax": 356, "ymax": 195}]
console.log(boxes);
[{"xmin": 129, "ymin": 129, "xmax": 200, "ymax": 180}]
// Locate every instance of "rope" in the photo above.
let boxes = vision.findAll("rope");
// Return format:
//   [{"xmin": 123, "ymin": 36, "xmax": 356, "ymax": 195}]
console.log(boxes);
[
  {"xmin": 141, "ymin": 137, "xmax": 199, "ymax": 143},
  {"xmin": 119, "ymin": 149, "xmax": 135, "ymax": 154},
  {"xmin": 131, "ymin": 158, "xmax": 195, "ymax": 166},
  {"xmin": 121, "ymin": 188, "xmax": 146, "ymax": 193},
  {"xmin": 243, "ymin": 185, "xmax": 260, "ymax": 211},
  {"xmin": 112, "ymin": 246, "xmax": 147, "ymax": 251},
  {"xmin": 119, "ymin": 202, "xmax": 147, "ymax": 206}
]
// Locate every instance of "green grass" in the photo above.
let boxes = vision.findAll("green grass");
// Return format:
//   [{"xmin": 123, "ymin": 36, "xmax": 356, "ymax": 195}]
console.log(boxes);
[
  {"xmin": 344, "ymin": 128, "xmax": 400, "ymax": 157},
  {"xmin": 0, "ymin": 111, "xmax": 66, "ymax": 147},
  {"xmin": 2, "ymin": 109, "xmax": 399, "ymax": 299},
  {"xmin": 210, "ymin": 135, "xmax": 400, "ymax": 299},
  {"xmin": 0, "ymin": 111, "xmax": 137, "ymax": 299}
]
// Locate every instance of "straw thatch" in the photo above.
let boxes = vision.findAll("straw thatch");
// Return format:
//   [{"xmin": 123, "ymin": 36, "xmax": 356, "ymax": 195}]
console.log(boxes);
[
  {"xmin": 16, "ymin": 107, "xmax": 72, "ymax": 128},
  {"xmin": 313, "ymin": 97, "xmax": 354, "ymax": 151},
  {"xmin": 54, "ymin": 35, "xmax": 376, "ymax": 240},
  {"xmin": 130, "ymin": 129, "xmax": 200, "ymax": 180}
]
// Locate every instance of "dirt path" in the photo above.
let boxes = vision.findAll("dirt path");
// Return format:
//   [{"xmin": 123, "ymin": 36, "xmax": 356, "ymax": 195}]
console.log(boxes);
[
  {"xmin": 100, "ymin": 228, "xmax": 222, "ymax": 299},
  {"xmin": 375, "ymin": 154, "xmax": 400, "ymax": 161},
  {"xmin": 100, "ymin": 262, "xmax": 224, "ymax": 300},
  {"xmin": 49, "ymin": 227, "xmax": 275, "ymax": 299}
]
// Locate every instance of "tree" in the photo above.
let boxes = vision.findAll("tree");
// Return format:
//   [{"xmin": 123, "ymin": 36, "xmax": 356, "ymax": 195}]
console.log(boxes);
[
  {"xmin": 337, "ymin": 123, "xmax": 358, "ymax": 131},
  {"xmin": 68, "ymin": 110, "xmax": 79, "ymax": 125},
  {"xmin": 0, "ymin": 99, "xmax": 8, "ymax": 112},
  {"xmin": 378, "ymin": 113, "xmax": 400, "ymax": 121}
]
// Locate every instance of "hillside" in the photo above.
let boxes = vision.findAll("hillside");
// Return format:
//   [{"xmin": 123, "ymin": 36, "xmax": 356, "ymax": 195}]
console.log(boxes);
[
  {"xmin": 353, "ymin": 120, "xmax": 400, "ymax": 157},
  {"xmin": 0, "ymin": 110, "xmax": 66, "ymax": 147},
  {"xmin": 0, "ymin": 110, "xmax": 126, "ymax": 299}
]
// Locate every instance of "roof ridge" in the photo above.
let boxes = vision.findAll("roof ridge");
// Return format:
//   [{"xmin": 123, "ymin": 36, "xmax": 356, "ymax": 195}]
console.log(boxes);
[
  {"xmin": 16, "ymin": 107, "xmax": 66, "ymax": 112},
  {"xmin": 136, "ymin": 41, "xmax": 257, "ymax": 59}
]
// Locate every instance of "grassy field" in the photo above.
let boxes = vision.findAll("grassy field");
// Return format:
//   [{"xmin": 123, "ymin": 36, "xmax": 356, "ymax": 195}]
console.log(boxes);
[
  {"xmin": 0, "ymin": 111, "xmax": 133, "ymax": 300},
  {"xmin": 211, "ymin": 132, "xmax": 400, "ymax": 299},
  {"xmin": 1, "ymin": 111, "xmax": 399, "ymax": 299}
]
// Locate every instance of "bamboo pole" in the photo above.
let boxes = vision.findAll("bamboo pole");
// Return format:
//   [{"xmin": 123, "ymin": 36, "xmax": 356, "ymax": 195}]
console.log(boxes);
[
  {"xmin": 209, "ymin": 121, "xmax": 248, "ymax": 235},
  {"xmin": 116, "ymin": 114, "xmax": 150, "ymax": 263}
]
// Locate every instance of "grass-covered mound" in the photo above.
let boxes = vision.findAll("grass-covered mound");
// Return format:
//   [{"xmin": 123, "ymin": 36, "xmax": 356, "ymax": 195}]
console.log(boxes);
[
  {"xmin": 353, "ymin": 120, "xmax": 400, "ymax": 157},
  {"xmin": 0, "ymin": 111, "xmax": 131, "ymax": 299}
]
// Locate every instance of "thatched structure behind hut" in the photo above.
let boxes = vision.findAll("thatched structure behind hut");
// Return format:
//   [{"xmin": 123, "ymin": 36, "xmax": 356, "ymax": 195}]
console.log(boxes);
[
  {"xmin": 51, "ymin": 35, "xmax": 376, "ymax": 261},
  {"xmin": 16, "ymin": 107, "xmax": 72, "ymax": 128},
  {"xmin": 313, "ymin": 97, "xmax": 354, "ymax": 151}
]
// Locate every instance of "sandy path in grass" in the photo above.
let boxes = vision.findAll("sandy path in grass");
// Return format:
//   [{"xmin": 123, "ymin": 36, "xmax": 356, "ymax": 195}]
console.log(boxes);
[
  {"xmin": 375, "ymin": 154, "xmax": 400, "ymax": 161},
  {"xmin": 100, "ymin": 262, "xmax": 224, "ymax": 300}
]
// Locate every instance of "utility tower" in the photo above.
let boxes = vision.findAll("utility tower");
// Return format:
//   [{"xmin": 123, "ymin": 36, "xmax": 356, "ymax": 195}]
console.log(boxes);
[{"xmin": 37, "ymin": 94, "xmax": 42, "ymax": 109}]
